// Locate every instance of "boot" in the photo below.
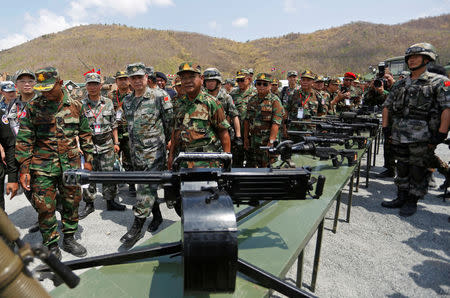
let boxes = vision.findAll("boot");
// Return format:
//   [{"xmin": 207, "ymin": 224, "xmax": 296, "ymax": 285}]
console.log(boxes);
[
  {"xmin": 377, "ymin": 168, "xmax": 395, "ymax": 178},
  {"xmin": 107, "ymin": 199, "xmax": 126, "ymax": 211},
  {"xmin": 129, "ymin": 184, "xmax": 136, "ymax": 197},
  {"xmin": 79, "ymin": 202, "xmax": 95, "ymax": 219},
  {"xmin": 48, "ymin": 242, "xmax": 62, "ymax": 260},
  {"xmin": 28, "ymin": 221, "xmax": 40, "ymax": 233},
  {"xmin": 381, "ymin": 190, "xmax": 407, "ymax": 209},
  {"xmin": 147, "ymin": 203, "xmax": 163, "ymax": 232},
  {"xmin": 62, "ymin": 234, "xmax": 87, "ymax": 257},
  {"xmin": 399, "ymin": 196, "xmax": 419, "ymax": 217},
  {"xmin": 120, "ymin": 217, "xmax": 146, "ymax": 247}
]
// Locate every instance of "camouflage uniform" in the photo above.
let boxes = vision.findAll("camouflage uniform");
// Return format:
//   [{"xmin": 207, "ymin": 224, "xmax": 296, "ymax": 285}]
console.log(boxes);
[
  {"xmin": 81, "ymin": 94, "xmax": 117, "ymax": 203},
  {"xmin": 383, "ymin": 71, "xmax": 449, "ymax": 199},
  {"xmin": 123, "ymin": 81, "xmax": 173, "ymax": 218},
  {"xmin": 336, "ymin": 85, "xmax": 360, "ymax": 112},
  {"xmin": 286, "ymin": 89, "xmax": 320, "ymax": 130},
  {"xmin": 245, "ymin": 75, "xmax": 284, "ymax": 168},
  {"xmin": 16, "ymin": 68, "xmax": 94, "ymax": 246},
  {"xmin": 110, "ymin": 88, "xmax": 132, "ymax": 172}
]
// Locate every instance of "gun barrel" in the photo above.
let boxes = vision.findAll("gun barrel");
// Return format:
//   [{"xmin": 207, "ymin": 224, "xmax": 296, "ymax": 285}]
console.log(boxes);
[{"xmin": 63, "ymin": 170, "xmax": 173, "ymax": 186}]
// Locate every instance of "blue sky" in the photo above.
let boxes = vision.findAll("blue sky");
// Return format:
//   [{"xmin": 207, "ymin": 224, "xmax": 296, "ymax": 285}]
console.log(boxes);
[{"xmin": 0, "ymin": 0, "xmax": 449, "ymax": 50}]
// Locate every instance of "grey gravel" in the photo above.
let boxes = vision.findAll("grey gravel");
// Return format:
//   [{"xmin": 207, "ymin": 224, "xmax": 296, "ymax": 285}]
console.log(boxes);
[{"xmin": 3, "ymin": 142, "xmax": 449, "ymax": 297}]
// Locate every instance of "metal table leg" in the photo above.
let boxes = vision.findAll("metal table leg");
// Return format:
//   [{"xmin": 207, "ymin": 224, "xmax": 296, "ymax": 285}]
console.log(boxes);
[
  {"xmin": 296, "ymin": 250, "xmax": 304, "ymax": 288},
  {"xmin": 372, "ymin": 135, "xmax": 377, "ymax": 167},
  {"xmin": 332, "ymin": 192, "xmax": 341, "ymax": 234},
  {"xmin": 311, "ymin": 219, "xmax": 324, "ymax": 292},
  {"xmin": 366, "ymin": 142, "xmax": 372, "ymax": 188},
  {"xmin": 346, "ymin": 174, "xmax": 354, "ymax": 223},
  {"xmin": 355, "ymin": 161, "xmax": 361, "ymax": 193}
]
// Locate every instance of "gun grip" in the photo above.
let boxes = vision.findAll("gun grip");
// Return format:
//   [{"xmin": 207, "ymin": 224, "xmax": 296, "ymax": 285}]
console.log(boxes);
[{"xmin": 315, "ymin": 175, "xmax": 326, "ymax": 198}]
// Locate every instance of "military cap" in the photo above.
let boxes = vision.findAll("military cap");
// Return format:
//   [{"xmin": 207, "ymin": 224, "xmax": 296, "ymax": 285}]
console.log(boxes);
[
  {"xmin": 126, "ymin": 62, "xmax": 147, "ymax": 76},
  {"xmin": 224, "ymin": 78, "xmax": 235, "ymax": 85},
  {"xmin": 271, "ymin": 78, "xmax": 279, "ymax": 85},
  {"xmin": 248, "ymin": 68, "xmax": 254, "ymax": 75},
  {"xmin": 235, "ymin": 69, "xmax": 250, "ymax": 79},
  {"xmin": 114, "ymin": 70, "xmax": 128, "ymax": 79},
  {"xmin": 85, "ymin": 72, "xmax": 101, "ymax": 84},
  {"xmin": 314, "ymin": 75, "xmax": 324, "ymax": 82},
  {"xmin": 34, "ymin": 66, "xmax": 59, "ymax": 91},
  {"xmin": 344, "ymin": 72, "xmax": 357, "ymax": 80},
  {"xmin": 177, "ymin": 62, "xmax": 201, "ymax": 75},
  {"xmin": 174, "ymin": 76, "xmax": 181, "ymax": 86},
  {"xmin": 301, "ymin": 70, "xmax": 315, "ymax": 80},
  {"xmin": 156, "ymin": 71, "xmax": 168, "ymax": 82},
  {"xmin": 328, "ymin": 77, "xmax": 341, "ymax": 85},
  {"xmin": 1, "ymin": 81, "xmax": 16, "ymax": 92},
  {"xmin": 145, "ymin": 66, "xmax": 154, "ymax": 75},
  {"xmin": 287, "ymin": 70, "xmax": 298, "ymax": 77},
  {"xmin": 255, "ymin": 73, "xmax": 272, "ymax": 82},
  {"xmin": 13, "ymin": 69, "xmax": 36, "ymax": 83}
]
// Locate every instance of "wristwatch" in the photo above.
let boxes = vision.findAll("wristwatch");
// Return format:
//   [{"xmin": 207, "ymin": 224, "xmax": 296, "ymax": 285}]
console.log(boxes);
[{"xmin": 114, "ymin": 142, "xmax": 120, "ymax": 146}]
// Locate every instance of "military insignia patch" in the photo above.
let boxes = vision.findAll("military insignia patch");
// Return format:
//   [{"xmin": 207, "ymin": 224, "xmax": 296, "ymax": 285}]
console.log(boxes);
[
  {"xmin": 261, "ymin": 74, "xmax": 266, "ymax": 79},
  {"xmin": 183, "ymin": 63, "xmax": 190, "ymax": 70},
  {"xmin": 133, "ymin": 67, "xmax": 137, "ymax": 72},
  {"xmin": 2, "ymin": 115, "xmax": 9, "ymax": 124},
  {"xmin": 38, "ymin": 73, "xmax": 45, "ymax": 82}
]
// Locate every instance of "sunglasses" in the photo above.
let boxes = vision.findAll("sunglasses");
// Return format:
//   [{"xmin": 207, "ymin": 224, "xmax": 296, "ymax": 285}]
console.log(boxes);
[
  {"xmin": 236, "ymin": 78, "xmax": 245, "ymax": 83},
  {"xmin": 256, "ymin": 82, "xmax": 269, "ymax": 87}
]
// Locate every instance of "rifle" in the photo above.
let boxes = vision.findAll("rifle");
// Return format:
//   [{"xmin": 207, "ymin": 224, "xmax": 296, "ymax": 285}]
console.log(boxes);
[
  {"xmin": 291, "ymin": 120, "xmax": 378, "ymax": 137},
  {"xmin": 262, "ymin": 140, "xmax": 358, "ymax": 168},
  {"xmin": 288, "ymin": 130, "xmax": 368, "ymax": 149},
  {"xmin": 290, "ymin": 121, "xmax": 356, "ymax": 135},
  {"xmin": 39, "ymin": 153, "xmax": 321, "ymax": 297}
]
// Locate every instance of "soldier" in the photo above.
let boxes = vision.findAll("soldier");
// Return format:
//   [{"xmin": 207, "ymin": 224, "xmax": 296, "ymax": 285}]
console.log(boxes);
[
  {"xmin": 286, "ymin": 70, "xmax": 320, "ymax": 131},
  {"xmin": 323, "ymin": 77, "xmax": 341, "ymax": 115},
  {"xmin": 244, "ymin": 73, "xmax": 284, "ymax": 168},
  {"xmin": 381, "ymin": 43, "xmax": 450, "ymax": 217},
  {"xmin": 0, "ymin": 82, "xmax": 17, "ymax": 113},
  {"xmin": 172, "ymin": 76, "xmax": 184, "ymax": 101},
  {"xmin": 280, "ymin": 70, "xmax": 300, "ymax": 107},
  {"xmin": 78, "ymin": 73, "xmax": 126, "ymax": 219},
  {"xmin": 224, "ymin": 79, "xmax": 235, "ymax": 94},
  {"xmin": 120, "ymin": 63, "xmax": 173, "ymax": 246},
  {"xmin": 16, "ymin": 67, "xmax": 94, "ymax": 259},
  {"xmin": 229, "ymin": 69, "xmax": 254, "ymax": 167},
  {"xmin": 331, "ymin": 72, "xmax": 360, "ymax": 112},
  {"xmin": 313, "ymin": 75, "xmax": 328, "ymax": 116},
  {"xmin": 155, "ymin": 71, "xmax": 176, "ymax": 99},
  {"xmin": 271, "ymin": 78, "xmax": 281, "ymax": 98},
  {"xmin": 203, "ymin": 68, "xmax": 242, "ymax": 150},
  {"xmin": 168, "ymin": 62, "xmax": 230, "ymax": 169},
  {"xmin": 109, "ymin": 71, "xmax": 135, "ymax": 196}
]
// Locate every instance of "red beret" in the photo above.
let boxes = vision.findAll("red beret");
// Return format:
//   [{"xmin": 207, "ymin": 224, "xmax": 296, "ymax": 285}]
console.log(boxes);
[{"xmin": 344, "ymin": 72, "xmax": 357, "ymax": 79}]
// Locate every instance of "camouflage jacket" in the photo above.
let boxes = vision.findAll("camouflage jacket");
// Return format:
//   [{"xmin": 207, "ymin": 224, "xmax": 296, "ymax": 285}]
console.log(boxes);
[
  {"xmin": 336, "ymin": 85, "xmax": 360, "ymax": 112},
  {"xmin": 214, "ymin": 88, "xmax": 239, "ymax": 119},
  {"xmin": 81, "ymin": 96, "xmax": 117, "ymax": 154},
  {"xmin": 246, "ymin": 92, "xmax": 284, "ymax": 146},
  {"xmin": 173, "ymin": 90, "xmax": 230, "ymax": 152},
  {"xmin": 362, "ymin": 89, "xmax": 388, "ymax": 108},
  {"xmin": 323, "ymin": 90, "xmax": 337, "ymax": 115},
  {"xmin": 16, "ymin": 90, "xmax": 94, "ymax": 176},
  {"xmin": 287, "ymin": 89, "xmax": 320, "ymax": 121},
  {"xmin": 230, "ymin": 87, "xmax": 255, "ymax": 121},
  {"xmin": 383, "ymin": 71, "xmax": 449, "ymax": 144},
  {"xmin": 109, "ymin": 89, "xmax": 131, "ymax": 138},
  {"xmin": 280, "ymin": 85, "xmax": 300, "ymax": 107},
  {"xmin": 123, "ymin": 87, "xmax": 173, "ymax": 170}
]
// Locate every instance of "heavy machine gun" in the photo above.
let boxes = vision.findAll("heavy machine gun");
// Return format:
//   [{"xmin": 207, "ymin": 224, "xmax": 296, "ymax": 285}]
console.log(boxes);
[
  {"xmin": 38, "ymin": 153, "xmax": 323, "ymax": 297},
  {"xmin": 0, "ymin": 208, "xmax": 80, "ymax": 298},
  {"xmin": 287, "ymin": 130, "xmax": 368, "ymax": 149},
  {"xmin": 262, "ymin": 140, "xmax": 358, "ymax": 169},
  {"xmin": 291, "ymin": 120, "xmax": 379, "ymax": 137}
]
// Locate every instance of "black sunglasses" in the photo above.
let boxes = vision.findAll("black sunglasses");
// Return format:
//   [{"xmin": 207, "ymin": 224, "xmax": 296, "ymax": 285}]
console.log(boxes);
[
  {"xmin": 256, "ymin": 82, "xmax": 269, "ymax": 87},
  {"xmin": 236, "ymin": 78, "xmax": 245, "ymax": 83}
]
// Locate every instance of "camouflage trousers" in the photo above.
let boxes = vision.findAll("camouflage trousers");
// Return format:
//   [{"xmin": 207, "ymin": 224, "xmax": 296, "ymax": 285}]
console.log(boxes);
[
  {"xmin": 134, "ymin": 184, "xmax": 157, "ymax": 219},
  {"xmin": 383, "ymin": 139, "xmax": 396, "ymax": 170},
  {"xmin": 393, "ymin": 142, "xmax": 435, "ymax": 197},
  {"xmin": 83, "ymin": 150, "xmax": 117, "ymax": 203},
  {"xmin": 119, "ymin": 135, "xmax": 132, "ymax": 172},
  {"xmin": 31, "ymin": 171, "xmax": 81, "ymax": 246},
  {"xmin": 247, "ymin": 138, "xmax": 275, "ymax": 168}
]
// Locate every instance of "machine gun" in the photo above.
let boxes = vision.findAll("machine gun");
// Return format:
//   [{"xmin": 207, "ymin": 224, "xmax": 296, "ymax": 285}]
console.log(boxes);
[
  {"xmin": 339, "ymin": 112, "xmax": 380, "ymax": 125},
  {"xmin": 288, "ymin": 130, "xmax": 368, "ymax": 149},
  {"xmin": 0, "ymin": 208, "xmax": 80, "ymax": 298},
  {"xmin": 289, "ymin": 135, "xmax": 346, "ymax": 147},
  {"xmin": 290, "ymin": 120, "xmax": 355, "ymax": 135},
  {"xmin": 38, "ymin": 153, "xmax": 322, "ymax": 297},
  {"xmin": 262, "ymin": 140, "xmax": 358, "ymax": 168},
  {"xmin": 292, "ymin": 120, "xmax": 378, "ymax": 137}
]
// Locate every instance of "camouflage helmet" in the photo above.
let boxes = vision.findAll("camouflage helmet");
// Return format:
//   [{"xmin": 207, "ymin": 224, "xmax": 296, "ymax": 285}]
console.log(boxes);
[
  {"xmin": 13, "ymin": 69, "xmax": 36, "ymax": 83},
  {"xmin": 405, "ymin": 43, "xmax": 437, "ymax": 62},
  {"xmin": 203, "ymin": 68, "xmax": 222, "ymax": 82}
]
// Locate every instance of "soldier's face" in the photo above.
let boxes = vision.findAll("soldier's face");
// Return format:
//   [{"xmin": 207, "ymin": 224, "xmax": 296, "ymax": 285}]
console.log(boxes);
[
  {"xmin": 41, "ymin": 81, "xmax": 63, "ymax": 101},
  {"xmin": 328, "ymin": 83, "xmax": 339, "ymax": 92},
  {"xmin": 130, "ymin": 75, "xmax": 148, "ymax": 93},
  {"xmin": 255, "ymin": 80, "xmax": 270, "ymax": 97},
  {"xmin": 156, "ymin": 77, "xmax": 166, "ymax": 89},
  {"xmin": 271, "ymin": 84, "xmax": 278, "ymax": 93},
  {"xmin": 343, "ymin": 78, "xmax": 353, "ymax": 87},
  {"xmin": 2, "ymin": 91, "xmax": 16, "ymax": 101},
  {"xmin": 16, "ymin": 74, "xmax": 36, "ymax": 95},
  {"xmin": 237, "ymin": 76, "xmax": 250, "ymax": 91},
  {"xmin": 116, "ymin": 77, "xmax": 129, "ymax": 89},
  {"xmin": 407, "ymin": 54, "xmax": 425, "ymax": 70},
  {"xmin": 313, "ymin": 81, "xmax": 324, "ymax": 90},
  {"xmin": 180, "ymin": 72, "xmax": 202, "ymax": 95},
  {"xmin": 301, "ymin": 77, "xmax": 314, "ymax": 90},
  {"xmin": 287, "ymin": 76, "xmax": 297, "ymax": 86},
  {"xmin": 86, "ymin": 82, "xmax": 101, "ymax": 97},
  {"xmin": 205, "ymin": 80, "xmax": 219, "ymax": 91}
]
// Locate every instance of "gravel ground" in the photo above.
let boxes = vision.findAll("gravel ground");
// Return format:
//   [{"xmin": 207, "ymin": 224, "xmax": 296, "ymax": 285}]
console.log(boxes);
[{"xmin": 3, "ymin": 142, "xmax": 449, "ymax": 297}]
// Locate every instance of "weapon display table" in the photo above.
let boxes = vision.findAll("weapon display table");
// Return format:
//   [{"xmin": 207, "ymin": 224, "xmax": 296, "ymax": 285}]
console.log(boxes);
[{"xmin": 51, "ymin": 145, "xmax": 370, "ymax": 297}]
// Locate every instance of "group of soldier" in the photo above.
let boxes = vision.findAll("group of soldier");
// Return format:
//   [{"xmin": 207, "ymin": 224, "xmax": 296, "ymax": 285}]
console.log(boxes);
[{"xmin": 0, "ymin": 42, "xmax": 448, "ymax": 260}]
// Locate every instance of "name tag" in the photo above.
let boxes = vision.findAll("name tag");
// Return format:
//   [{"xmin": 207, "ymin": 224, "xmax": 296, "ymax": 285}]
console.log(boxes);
[
  {"xmin": 345, "ymin": 99, "xmax": 351, "ymax": 106},
  {"xmin": 297, "ymin": 107, "xmax": 304, "ymax": 119},
  {"xmin": 116, "ymin": 110, "xmax": 122, "ymax": 120},
  {"xmin": 94, "ymin": 124, "xmax": 101, "ymax": 134}
]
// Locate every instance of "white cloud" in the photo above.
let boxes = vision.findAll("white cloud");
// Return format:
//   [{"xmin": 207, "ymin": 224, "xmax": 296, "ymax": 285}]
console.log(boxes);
[
  {"xmin": 209, "ymin": 21, "xmax": 218, "ymax": 30},
  {"xmin": 232, "ymin": 17, "xmax": 248, "ymax": 28},
  {"xmin": 0, "ymin": 34, "xmax": 28, "ymax": 50},
  {"xmin": 283, "ymin": 0, "xmax": 296, "ymax": 13}
]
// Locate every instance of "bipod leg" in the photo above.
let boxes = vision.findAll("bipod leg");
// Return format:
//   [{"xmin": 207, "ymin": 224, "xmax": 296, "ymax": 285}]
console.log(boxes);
[
  {"xmin": 37, "ymin": 241, "xmax": 182, "ymax": 272},
  {"xmin": 237, "ymin": 258, "xmax": 314, "ymax": 298}
]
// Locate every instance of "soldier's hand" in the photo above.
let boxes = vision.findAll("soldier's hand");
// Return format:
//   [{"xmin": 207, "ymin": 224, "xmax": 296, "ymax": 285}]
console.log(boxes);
[
  {"xmin": 114, "ymin": 144, "xmax": 120, "ymax": 153},
  {"xmin": 6, "ymin": 182, "xmax": 19, "ymax": 199},
  {"xmin": 20, "ymin": 173, "xmax": 31, "ymax": 191},
  {"xmin": 167, "ymin": 140, "xmax": 172, "ymax": 150},
  {"xmin": 0, "ymin": 144, "xmax": 5, "ymax": 165},
  {"xmin": 84, "ymin": 162, "xmax": 93, "ymax": 171},
  {"xmin": 234, "ymin": 137, "xmax": 243, "ymax": 148}
]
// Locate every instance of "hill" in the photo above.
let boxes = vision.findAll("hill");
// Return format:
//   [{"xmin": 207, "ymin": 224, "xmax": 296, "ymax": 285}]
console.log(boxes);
[{"xmin": 0, "ymin": 14, "xmax": 449, "ymax": 81}]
